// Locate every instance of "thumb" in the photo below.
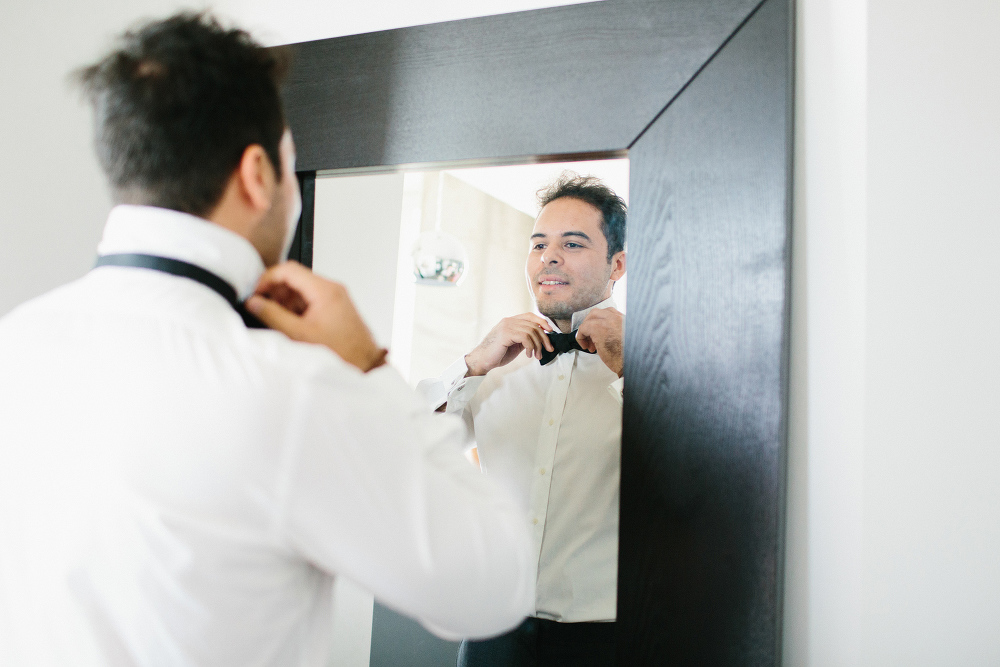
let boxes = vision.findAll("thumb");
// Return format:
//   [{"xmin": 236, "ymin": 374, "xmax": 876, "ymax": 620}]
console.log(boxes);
[{"xmin": 246, "ymin": 295, "xmax": 305, "ymax": 337}]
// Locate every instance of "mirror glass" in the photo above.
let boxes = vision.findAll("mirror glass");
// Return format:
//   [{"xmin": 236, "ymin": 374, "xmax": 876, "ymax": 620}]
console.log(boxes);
[{"xmin": 312, "ymin": 156, "xmax": 629, "ymax": 666}]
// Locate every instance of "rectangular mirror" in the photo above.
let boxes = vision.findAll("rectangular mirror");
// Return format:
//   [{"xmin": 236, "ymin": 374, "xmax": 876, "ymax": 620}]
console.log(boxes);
[
  {"xmin": 282, "ymin": 0, "xmax": 793, "ymax": 662},
  {"xmin": 313, "ymin": 155, "xmax": 630, "ymax": 665}
]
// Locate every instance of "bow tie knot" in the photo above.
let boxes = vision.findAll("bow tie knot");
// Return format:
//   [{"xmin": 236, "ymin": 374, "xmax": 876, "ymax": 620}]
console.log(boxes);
[{"xmin": 539, "ymin": 331, "xmax": 594, "ymax": 366}]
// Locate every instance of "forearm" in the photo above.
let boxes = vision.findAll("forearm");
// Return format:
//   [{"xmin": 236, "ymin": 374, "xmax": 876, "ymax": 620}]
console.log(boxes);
[{"xmin": 280, "ymin": 361, "xmax": 531, "ymax": 638}]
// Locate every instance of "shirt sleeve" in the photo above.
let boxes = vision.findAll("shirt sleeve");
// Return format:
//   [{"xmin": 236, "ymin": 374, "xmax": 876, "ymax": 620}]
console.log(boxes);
[
  {"xmin": 607, "ymin": 376, "xmax": 624, "ymax": 407},
  {"xmin": 276, "ymin": 357, "xmax": 533, "ymax": 641},
  {"xmin": 415, "ymin": 356, "xmax": 487, "ymax": 414}
]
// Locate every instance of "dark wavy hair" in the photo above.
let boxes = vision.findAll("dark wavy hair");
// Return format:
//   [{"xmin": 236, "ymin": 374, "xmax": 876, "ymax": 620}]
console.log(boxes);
[
  {"xmin": 537, "ymin": 172, "xmax": 627, "ymax": 261},
  {"xmin": 75, "ymin": 12, "xmax": 291, "ymax": 216}
]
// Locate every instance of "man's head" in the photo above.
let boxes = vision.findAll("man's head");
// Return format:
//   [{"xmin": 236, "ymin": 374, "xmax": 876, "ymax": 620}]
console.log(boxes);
[
  {"xmin": 526, "ymin": 174, "xmax": 627, "ymax": 328},
  {"xmin": 76, "ymin": 13, "xmax": 299, "ymax": 265}
]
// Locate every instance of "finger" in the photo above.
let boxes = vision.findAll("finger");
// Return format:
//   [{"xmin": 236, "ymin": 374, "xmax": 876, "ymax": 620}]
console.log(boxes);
[
  {"xmin": 259, "ymin": 281, "xmax": 308, "ymax": 315},
  {"xmin": 527, "ymin": 326, "xmax": 553, "ymax": 358},
  {"xmin": 245, "ymin": 294, "xmax": 306, "ymax": 336},
  {"xmin": 255, "ymin": 261, "xmax": 344, "ymax": 305},
  {"xmin": 538, "ymin": 328, "xmax": 553, "ymax": 352},
  {"xmin": 576, "ymin": 329, "xmax": 598, "ymax": 353},
  {"xmin": 514, "ymin": 329, "xmax": 542, "ymax": 358},
  {"xmin": 519, "ymin": 325, "xmax": 545, "ymax": 355},
  {"xmin": 515, "ymin": 313, "xmax": 554, "ymax": 331},
  {"xmin": 515, "ymin": 320, "xmax": 553, "ymax": 352}
]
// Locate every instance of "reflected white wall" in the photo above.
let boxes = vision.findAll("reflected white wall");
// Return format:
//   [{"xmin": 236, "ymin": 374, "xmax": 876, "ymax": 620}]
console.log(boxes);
[{"xmin": 313, "ymin": 173, "xmax": 405, "ymax": 348}]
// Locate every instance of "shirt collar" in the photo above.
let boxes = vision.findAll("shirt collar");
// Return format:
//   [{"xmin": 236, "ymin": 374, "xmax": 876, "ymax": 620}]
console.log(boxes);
[
  {"xmin": 536, "ymin": 295, "xmax": 618, "ymax": 333},
  {"xmin": 97, "ymin": 205, "xmax": 266, "ymax": 301}
]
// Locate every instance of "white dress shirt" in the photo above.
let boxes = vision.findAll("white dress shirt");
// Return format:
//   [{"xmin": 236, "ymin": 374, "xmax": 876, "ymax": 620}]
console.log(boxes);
[
  {"xmin": 418, "ymin": 299, "xmax": 623, "ymax": 623},
  {"xmin": 0, "ymin": 205, "xmax": 533, "ymax": 667}
]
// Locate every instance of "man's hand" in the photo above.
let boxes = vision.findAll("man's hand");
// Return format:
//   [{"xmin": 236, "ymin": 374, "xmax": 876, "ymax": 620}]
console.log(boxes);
[
  {"xmin": 576, "ymin": 308, "xmax": 625, "ymax": 377},
  {"xmin": 465, "ymin": 313, "xmax": 555, "ymax": 377},
  {"xmin": 246, "ymin": 261, "xmax": 387, "ymax": 372}
]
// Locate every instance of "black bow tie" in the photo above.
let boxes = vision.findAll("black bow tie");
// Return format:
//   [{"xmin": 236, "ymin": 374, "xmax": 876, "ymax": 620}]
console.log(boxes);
[
  {"xmin": 94, "ymin": 253, "xmax": 268, "ymax": 329},
  {"xmin": 539, "ymin": 331, "xmax": 595, "ymax": 366}
]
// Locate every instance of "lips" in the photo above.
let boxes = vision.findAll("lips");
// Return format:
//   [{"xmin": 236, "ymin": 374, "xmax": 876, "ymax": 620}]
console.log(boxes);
[{"xmin": 538, "ymin": 275, "xmax": 569, "ymax": 286}]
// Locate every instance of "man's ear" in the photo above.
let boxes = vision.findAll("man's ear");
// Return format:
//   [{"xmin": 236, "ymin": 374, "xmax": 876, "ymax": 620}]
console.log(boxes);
[
  {"xmin": 610, "ymin": 250, "xmax": 626, "ymax": 281},
  {"xmin": 236, "ymin": 144, "xmax": 276, "ymax": 213}
]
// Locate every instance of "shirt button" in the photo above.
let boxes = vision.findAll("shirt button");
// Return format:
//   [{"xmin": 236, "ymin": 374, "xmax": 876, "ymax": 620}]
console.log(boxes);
[
  {"xmin": 558, "ymin": 374, "xmax": 565, "ymax": 381},
  {"xmin": 532, "ymin": 518, "xmax": 539, "ymax": 525},
  {"xmin": 548, "ymin": 418, "xmax": 554, "ymax": 426},
  {"xmin": 539, "ymin": 468, "xmax": 546, "ymax": 475}
]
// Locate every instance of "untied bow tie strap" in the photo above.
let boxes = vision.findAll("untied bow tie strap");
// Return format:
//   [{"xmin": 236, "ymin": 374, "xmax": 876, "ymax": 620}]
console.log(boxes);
[
  {"xmin": 539, "ymin": 330, "xmax": 596, "ymax": 366},
  {"xmin": 93, "ymin": 253, "xmax": 267, "ymax": 329}
]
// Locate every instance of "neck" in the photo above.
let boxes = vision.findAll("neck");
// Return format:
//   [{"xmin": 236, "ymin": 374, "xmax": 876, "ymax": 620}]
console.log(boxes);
[{"xmin": 553, "ymin": 288, "xmax": 614, "ymax": 332}]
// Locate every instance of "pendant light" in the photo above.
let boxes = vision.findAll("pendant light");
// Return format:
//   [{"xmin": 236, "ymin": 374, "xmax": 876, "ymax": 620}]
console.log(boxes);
[{"xmin": 412, "ymin": 173, "xmax": 468, "ymax": 286}]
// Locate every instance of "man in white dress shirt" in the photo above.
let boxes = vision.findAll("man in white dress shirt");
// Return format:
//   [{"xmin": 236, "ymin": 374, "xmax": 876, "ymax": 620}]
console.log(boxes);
[
  {"xmin": 0, "ymin": 13, "xmax": 533, "ymax": 666},
  {"xmin": 419, "ymin": 175, "xmax": 627, "ymax": 666}
]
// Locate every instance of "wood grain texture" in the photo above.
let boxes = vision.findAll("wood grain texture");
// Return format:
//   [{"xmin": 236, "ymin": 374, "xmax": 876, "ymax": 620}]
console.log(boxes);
[
  {"xmin": 280, "ymin": 0, "xmax": 793, "ymax": 662},
  {"xmin": 282, "ymin": 0, "xmax": 762, "ymax": 171},
  {"xmin": 620, "ymin": 0, "xmax": 792, "ymax": 663}
]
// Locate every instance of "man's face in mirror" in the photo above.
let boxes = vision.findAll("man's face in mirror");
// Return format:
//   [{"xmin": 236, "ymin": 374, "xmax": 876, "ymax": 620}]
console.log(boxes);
[{"xmin": 526, "ymin": 196, "xmax": 624, "ymax": 325}]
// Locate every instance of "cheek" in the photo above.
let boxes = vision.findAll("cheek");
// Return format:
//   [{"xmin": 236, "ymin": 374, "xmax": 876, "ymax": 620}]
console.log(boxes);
[{"xmin": 287, "ymin": 179, "xmax": 302, "ymax": 225}]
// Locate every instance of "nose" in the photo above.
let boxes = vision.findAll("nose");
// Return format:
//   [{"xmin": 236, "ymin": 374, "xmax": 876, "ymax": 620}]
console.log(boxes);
[{"xmin": 540, "ymin": 246, "xmax": 563, "ymax": 265}]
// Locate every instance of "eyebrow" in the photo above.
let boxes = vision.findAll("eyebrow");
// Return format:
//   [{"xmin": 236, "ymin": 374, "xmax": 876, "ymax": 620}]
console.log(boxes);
[{"xmin": 530, "ymin": 231, "xmax": 593, "ymax": 242}]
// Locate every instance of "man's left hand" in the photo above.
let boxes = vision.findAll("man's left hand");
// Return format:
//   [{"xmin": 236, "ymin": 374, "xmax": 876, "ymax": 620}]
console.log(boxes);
[
  {"xmin": 576, "ymin": 308, "xmax": 624, "ymax": 377},
  {"xmin": 246, "ymin": 262, "xmax": 387, "ymax": 372}
]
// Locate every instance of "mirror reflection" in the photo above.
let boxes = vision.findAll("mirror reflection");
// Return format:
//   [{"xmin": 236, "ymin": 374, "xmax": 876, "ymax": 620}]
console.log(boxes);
[{"xmin": 313, "ymin": 157, "xmax": 629, "ymax": 666}]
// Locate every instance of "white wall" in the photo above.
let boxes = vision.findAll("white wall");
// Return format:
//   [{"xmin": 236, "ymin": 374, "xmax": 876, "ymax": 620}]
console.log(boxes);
[
  {"xmin": 0, "ymin": 0, "xmax": 182, "ymax": 317},
  {"xmin": 862, "ymin": 0, "xmax": 1000, "ymax": 662},
  {"xmin": 786, "ymin": 0, "xmax": 1000, "ymax": 664},
  {"xmin": 5, "ymin": 0, "xmax": 1000, "ymax": 664},
  {"xmin": 784, "ymin": 0, "xmax": 868, "ymax": 663}
]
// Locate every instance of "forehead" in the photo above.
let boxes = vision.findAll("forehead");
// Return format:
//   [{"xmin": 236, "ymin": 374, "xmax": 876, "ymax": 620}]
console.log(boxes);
[{"xmin": 532, "ymin": 197, "xmax": 604, "ymax": 238}]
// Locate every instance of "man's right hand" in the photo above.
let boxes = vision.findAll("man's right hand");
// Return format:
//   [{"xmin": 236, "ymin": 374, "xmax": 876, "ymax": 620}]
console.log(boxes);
[
  {"xmin": 246, "ymin": 261, "xmax": 387, "ymax": 372},
  {"xmin": 464, "ymin": 314, "xmax": 555, "ymax": 377}
]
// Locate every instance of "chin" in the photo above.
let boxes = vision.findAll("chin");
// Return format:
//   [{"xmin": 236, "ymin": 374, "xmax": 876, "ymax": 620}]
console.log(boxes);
[{"xmin": 538, "ymin": 303, "xmax": 573, "ymax": 322}]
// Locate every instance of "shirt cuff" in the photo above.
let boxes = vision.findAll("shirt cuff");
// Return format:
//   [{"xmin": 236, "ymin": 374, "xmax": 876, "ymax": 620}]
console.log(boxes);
[
  {"xmin": 607, "ymin": 376, "xmax": 624, "ymax": 407},
  {"xmin": 445, "ymin": 358, "xmax": 486, "ymax": 412},
  {"xmin": 414, "ymin": 356, "xmax": 486, "ymax": 411}
]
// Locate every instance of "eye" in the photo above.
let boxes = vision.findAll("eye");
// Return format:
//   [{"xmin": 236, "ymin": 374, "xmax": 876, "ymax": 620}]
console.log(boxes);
[
  {"xmin": 532, "ymin": 243, "xmax": 547, "ymax": 251},
  {"xmin": 565, "ymin": 242, "xmax": 583, "ymax": 249}
]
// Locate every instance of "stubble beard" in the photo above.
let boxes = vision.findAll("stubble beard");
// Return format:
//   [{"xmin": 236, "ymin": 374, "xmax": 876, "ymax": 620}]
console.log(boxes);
[{"xmin": 536, "ymin": 282, "xmax": 610, "ymax": 326}]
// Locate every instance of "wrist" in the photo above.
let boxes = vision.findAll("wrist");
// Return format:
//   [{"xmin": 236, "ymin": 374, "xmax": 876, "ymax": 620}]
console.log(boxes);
[
  {"xmin": 364, "ymin": 347, "xmax": 389, "ymax": 372},
  {"xmin": 464, "ymin": 353, "xmax": 487, "ymax": 377}
]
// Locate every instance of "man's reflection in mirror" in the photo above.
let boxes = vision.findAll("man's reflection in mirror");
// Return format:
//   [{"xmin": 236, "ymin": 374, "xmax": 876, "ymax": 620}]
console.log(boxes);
[{"xmin": 418, "ymin": 174, "xmax": 626, "ymax": 667}]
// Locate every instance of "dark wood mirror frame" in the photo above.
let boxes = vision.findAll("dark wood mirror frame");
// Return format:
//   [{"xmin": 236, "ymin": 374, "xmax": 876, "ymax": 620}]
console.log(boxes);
[{"xmin": 280, "ymin": 0, "xmax": 793, "ymax": 663}]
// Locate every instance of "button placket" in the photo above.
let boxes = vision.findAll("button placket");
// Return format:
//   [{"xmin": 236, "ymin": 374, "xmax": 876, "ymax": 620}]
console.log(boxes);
[{"xmin": 526, "ymin": 354, "xmax": 574, "ymax": 562}]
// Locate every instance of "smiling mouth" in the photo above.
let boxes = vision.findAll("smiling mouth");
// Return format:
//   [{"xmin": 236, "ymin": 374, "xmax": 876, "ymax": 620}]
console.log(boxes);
[{"xmin": 539, "ymin": 280, "xmax": 569, "ymax": 286}]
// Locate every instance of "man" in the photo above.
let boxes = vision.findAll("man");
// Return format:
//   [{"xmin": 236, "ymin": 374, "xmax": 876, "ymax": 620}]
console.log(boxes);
[
  {"xmin": 0, "ymin": 14, "xmax": 533, "ymax": 666},
  {"xmin": 419, "ymin": 174, "xmax": 627, "ymax": 666}
]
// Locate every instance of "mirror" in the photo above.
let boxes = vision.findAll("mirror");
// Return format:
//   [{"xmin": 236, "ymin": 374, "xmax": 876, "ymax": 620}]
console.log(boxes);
[
  {"xmin": 311, "ymin": 156, "xmax": 629, "ymax": 665},
  {"xmin": 283, "ymin": 0, "xmax": 793, "ymax": 661}
]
